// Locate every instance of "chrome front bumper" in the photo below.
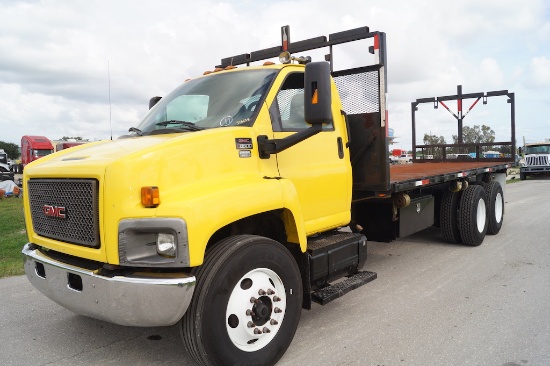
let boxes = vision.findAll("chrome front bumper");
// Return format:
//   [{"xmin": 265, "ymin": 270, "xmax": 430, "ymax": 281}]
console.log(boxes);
[
  {"xmin": 22, "ymin": 244, "xmax": 195, "ymax": 327},
  {"xmin": 521, "ymin": 166, "xmax": 550, "ymax": 173}
]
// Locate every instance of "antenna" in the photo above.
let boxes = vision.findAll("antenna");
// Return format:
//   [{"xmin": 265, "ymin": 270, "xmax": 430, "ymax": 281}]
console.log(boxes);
[{"xmin": 108, "ymin": 60, "xmax": 112, "ymax": 140}]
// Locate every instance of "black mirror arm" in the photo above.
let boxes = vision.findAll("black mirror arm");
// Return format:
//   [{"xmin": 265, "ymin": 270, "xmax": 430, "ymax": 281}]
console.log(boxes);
[
  {"xmin": 257, "ymin": 124, "xmax": 323, "ymax": 159},
  {"xmin": 149, "ymin": 96, "xmax": 162, "ymax": 110}
]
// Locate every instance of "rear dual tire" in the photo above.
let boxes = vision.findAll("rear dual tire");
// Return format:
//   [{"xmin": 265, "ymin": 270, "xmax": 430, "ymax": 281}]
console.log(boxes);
[
  {"xmin": 484, "ymin": 181, "xmax": 504, "ymax": 235},
  {"xmin": 440, "ymin": 190, "xmax": 462, "ymax": 244},
  {"xmin": 458, "ymin": 185, "xmax": 488, "ymax": 246},
  {"xmin": 440, "ymin": 184, "xmax": 490, "ymax": 246}
]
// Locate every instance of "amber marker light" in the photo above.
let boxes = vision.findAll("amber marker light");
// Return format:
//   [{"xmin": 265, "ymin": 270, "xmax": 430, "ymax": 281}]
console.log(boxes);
[{"xmin": 141, "ymin": 186, "xmax": 160, "ymax": 208}]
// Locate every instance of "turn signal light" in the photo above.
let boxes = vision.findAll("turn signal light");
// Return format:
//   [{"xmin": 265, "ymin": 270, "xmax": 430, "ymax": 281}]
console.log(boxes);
[{"xmin": 141, "ymin": 186, "xmax": 160, "ymax": 208}]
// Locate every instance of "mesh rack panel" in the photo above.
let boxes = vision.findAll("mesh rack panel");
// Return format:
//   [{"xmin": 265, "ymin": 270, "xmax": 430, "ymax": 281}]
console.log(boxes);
[
  {"xmin": 28, "ymin": 179, "xmax": 100, "ymax": 247},
  {"xmin": 333, "ymin": 66, "xmax": 380, "ymax": 115}
]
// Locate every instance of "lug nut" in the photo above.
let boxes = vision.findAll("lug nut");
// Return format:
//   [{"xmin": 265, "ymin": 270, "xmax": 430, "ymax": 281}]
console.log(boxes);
[
  {"xmin": 270, "ymin": 319, "xmax": 278, "ymax": 325},
  {"xmin": 263, "ymin": 327, "xmax": 271, "ymax": 333},
  {"xmin": 273, "ymin": 296, "xmax": 281, "ymax": 302},
  {"xmin": 247, "ymin": 321, "xmax": 254, "ymax": 328},
  {"xmin": 254, "ymin": 328, "xmax": 262, "ymax": 335},
  {"xmin": 267, "ymin": 289, "xmax": 275, "ymax": 295},
  {"xmin": 246, "ymin": 309, "xmax": 255, "ymax": 316},
  {"xmin": 250, "ymin": 297, "xmax": 257, "ymax": 304},
  {"xmin": 258, "ymin": 289, "xmax": 266, "ymax": 296},
  {"xmin": 274, "ymin": 307, "xmax": 282, "ymax": 313}
]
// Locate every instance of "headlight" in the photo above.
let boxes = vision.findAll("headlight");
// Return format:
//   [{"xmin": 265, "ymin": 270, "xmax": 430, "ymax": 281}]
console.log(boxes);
[
  {"xmin": 157, "ymin": 233, "xmax": 177, "ymax": 257},
  {"xmin": 118, "ymin": 218, "xmax": 189, "ymax": 267}
]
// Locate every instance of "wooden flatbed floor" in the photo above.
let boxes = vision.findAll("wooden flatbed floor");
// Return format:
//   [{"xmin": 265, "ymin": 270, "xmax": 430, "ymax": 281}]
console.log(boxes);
[{"xmin": 389, "ymin": 161, "xmax": 512, "ymax": 192}]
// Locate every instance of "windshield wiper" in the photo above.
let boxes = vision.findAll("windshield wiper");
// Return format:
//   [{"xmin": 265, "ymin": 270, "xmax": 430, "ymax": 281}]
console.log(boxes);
[
  {"xmin": 128, "ymin": 127, "xmax": 143, "ymax": 136},
  {"xmin": 155, "ymin": 120, "xmax": 204, "ymax": 131}
]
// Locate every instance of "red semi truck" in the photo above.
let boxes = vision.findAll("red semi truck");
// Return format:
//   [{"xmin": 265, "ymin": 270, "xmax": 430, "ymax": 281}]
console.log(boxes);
[{"xmin": 13, "ymin": 135, "xmax": 54, "ymax": 173}]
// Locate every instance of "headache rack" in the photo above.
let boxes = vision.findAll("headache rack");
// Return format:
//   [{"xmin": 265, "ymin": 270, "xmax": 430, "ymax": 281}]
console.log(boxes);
[{"xmin": 412, "ymin": 85, "xmax": 516, "ymax": 163}]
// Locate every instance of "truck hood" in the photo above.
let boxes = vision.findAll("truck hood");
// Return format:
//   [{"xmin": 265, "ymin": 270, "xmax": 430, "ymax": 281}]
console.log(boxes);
[{"xmin": 24, "ymin": 135, "xmax": 179, "ymax": 177}]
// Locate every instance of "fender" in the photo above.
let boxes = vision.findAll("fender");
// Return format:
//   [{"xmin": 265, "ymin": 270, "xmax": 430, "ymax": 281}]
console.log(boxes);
[{"xmin": 155, "ymin": 176, "xmax": 308, "ymax": 266}]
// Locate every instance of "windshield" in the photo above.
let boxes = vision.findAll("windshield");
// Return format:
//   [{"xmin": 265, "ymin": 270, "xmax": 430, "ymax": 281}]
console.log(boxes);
[
  {"xmin": 135, "ymin": 69, "xmax": 278, "ymax": 135},
  {"xmin": 525, "ymin": 145, "xmax": 550, "ymax": 154},
  {"xmin": 33, "ymin": 149, "xmax": 53, "ymax": 157}
]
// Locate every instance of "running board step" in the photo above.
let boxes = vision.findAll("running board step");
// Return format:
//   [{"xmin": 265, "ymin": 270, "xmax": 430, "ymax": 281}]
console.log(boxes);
[{"xmin": 311, "ymin": 270, "xmax": 377, "ymax": 305}]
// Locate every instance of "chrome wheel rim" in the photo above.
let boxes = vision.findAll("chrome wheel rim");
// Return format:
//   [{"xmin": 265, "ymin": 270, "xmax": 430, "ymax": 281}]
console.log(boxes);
[{"xmin": 225, "ymin": 268, "xmax": 286, "ymax": 352}]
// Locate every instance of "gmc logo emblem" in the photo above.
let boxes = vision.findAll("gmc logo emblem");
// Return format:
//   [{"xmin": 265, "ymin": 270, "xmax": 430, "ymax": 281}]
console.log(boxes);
[{"xmin": 43, "ymin": 205, "xmax": 66, "ymax": 219}]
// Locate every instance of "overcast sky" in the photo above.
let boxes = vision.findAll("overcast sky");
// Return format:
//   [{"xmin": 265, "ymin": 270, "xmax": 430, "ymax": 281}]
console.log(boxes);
[{"xmin": 1, "ymin": 0, "xmax": 549, "ymax": 150}]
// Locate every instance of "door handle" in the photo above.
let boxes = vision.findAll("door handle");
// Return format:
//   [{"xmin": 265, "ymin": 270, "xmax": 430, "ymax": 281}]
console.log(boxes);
[{"xmin": 337, "ymin": 137, "xmax": 344, "ymax": 159}]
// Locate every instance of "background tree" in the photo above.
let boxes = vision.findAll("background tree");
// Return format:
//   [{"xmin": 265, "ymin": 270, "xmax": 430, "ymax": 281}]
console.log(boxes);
[
  {"xmin": 423, "ymin": 133, "xmax": 446, "ymax": 158},
  {"xmin": 0, "ymin": 141, "xmax": 20, "ymax": 159},
  {"xmin": 452, "ymin": 125, "xmax": 495, "ymax": 153}
]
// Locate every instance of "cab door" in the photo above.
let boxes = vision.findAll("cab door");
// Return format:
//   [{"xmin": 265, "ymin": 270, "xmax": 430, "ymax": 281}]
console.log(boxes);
[{"xmin": 270, "ymin": 70, "xmax": 351, "ymax": 234}]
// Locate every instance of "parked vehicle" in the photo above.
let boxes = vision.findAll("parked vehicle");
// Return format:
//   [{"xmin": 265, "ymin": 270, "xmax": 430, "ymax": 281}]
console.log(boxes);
[
  {"xmin": 448, "ymin": 153, "xmax": 474, "ymax": 160},
  {"xmin": 397, "ymin": 153, "xmax": 413, "ymax": 163},
  {"xmin": 21, "ymin": 26, "xmax": 514, "ymax": 366},
  {"xmin": 0, "ymin": 149, "xmax": 14, "ymax": 181},
  {"xmin": 12, "ymin": 135, "xmax": 54, "ymax": 173},
  {"xmin": 519, "ymin": 142, "xmax": 550, "ymax": 180},
  {"xmin": 55, "ymin": 141, "xmax": 87, "ymax": 151},
  {"xmin": 389, "ymin": 149, "xmax": 404, "ymax": 164},
  {"xmin": 483, "ymin": 151, "xmax": 501, "ymax": 159}
]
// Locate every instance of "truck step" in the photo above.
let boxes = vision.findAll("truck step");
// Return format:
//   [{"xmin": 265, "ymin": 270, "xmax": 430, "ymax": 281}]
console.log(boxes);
[
  {"xmin": 307, "ymin": 232, "xmax": 364, "ymax": 252},
  {"xmin": 311, "ymin": 270, "xmax": 377, "ymax": 305}
]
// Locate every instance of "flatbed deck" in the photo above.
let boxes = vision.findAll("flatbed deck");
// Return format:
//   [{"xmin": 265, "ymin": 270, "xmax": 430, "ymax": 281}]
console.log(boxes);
[{"xmin": 389, "ymin": 161, "xmax": 512, "ymax": 192}]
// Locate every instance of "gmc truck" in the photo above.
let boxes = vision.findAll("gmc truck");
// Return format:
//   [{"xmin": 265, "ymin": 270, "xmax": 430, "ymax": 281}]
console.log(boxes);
[
  {"xmin": 519, "ymin": 142, "xmax": 550, "ymax": 180},
  {"xmin": 22, "ymin": 26, "xmax": 514, "ymax": 366}
]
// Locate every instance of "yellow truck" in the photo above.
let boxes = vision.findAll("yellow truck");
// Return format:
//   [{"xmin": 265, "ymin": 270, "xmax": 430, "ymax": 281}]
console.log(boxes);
[{"xmin": 22, "ymin": 26, "xmax": 513, "ymax": 365}]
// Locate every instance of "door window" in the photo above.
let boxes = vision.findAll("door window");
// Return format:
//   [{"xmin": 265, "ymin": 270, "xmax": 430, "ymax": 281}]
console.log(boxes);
[{"xmin": 274, "ymin": 72, "xmax": 333, "ymax": 131}]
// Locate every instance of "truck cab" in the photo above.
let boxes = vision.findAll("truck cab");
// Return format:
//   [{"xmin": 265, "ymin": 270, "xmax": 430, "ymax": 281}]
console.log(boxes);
[
  {"xmin": 20, "ymin": 135, "xmax": 54, "ymax": 171},
  {"xmin": 21, "ymin": 25, "xmax": 384, "ymax": 366},
  {"xmin": 519, "ymin": 142, "xmax": 550, "ymax": 180}
]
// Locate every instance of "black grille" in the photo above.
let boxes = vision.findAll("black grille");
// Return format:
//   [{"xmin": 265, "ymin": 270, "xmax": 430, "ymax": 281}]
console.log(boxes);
[{"xmin": 28, "ymin": 179, "xmax": 100, "ymax": 247}]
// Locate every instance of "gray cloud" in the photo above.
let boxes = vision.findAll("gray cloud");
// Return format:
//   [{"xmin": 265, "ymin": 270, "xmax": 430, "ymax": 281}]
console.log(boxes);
[{"xmin": 0, "ymin": 0, "xmax": 549, "ymax": 147}]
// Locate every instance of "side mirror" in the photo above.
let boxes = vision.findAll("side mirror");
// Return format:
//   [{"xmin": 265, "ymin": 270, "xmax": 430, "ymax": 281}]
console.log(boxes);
[
  {"xmin": 304, "ymin": 62, "xmax": 332, "ymax": 125},
  {"xmin": 149, "ymin": 96, "xmax": 162, "ymax": 110},
  {"xmin": 518, "ymin": 147, "xmax": 523, "ymax": 155}
]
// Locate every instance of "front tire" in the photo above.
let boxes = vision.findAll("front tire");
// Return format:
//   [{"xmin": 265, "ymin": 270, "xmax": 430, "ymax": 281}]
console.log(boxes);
[
  {"xmin": 181, "ymin": 235, "xmax": 302, "ymax": 366},
  {"xmin": 458, "ymin": 185, "xmax": 488, "ymax": 246}
]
